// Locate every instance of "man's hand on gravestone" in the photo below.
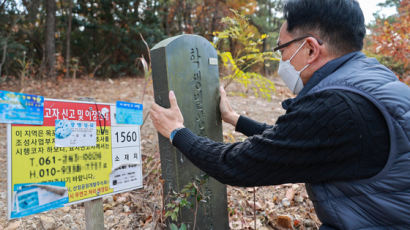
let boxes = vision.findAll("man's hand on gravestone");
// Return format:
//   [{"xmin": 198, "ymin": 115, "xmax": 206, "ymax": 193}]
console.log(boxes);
[
  {"xmin": 219, "ymin": 86, "xmax": 240, "ymax": 127},
  {"xmin": 150, "ymin": 91, "xmax": 185, "ymax": 138}
]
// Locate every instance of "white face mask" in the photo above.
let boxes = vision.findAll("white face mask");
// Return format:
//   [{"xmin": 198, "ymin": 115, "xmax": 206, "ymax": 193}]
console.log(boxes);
[{"xmin": 278, "ymin": 40, "xmax": 310, "ymax": 95}]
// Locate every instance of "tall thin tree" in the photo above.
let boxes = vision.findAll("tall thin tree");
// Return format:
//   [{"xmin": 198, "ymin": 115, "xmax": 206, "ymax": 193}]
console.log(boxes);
[
  {"xmin": 45, "ymin": 0, "xmax": 56, "ymax": 78},
  {"xmin": 65, "ymin": 0, "xmax": 73, "ymax": 78}
]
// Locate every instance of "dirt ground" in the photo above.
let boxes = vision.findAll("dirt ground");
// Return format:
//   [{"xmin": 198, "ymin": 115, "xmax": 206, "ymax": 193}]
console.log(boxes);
[{"xmin": 0, "ymin": 76, "xmax": 320, "ymax": 229}]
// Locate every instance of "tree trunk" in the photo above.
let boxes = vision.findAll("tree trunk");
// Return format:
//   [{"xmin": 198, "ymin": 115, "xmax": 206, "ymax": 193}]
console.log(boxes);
[
  {"xmin": 45, "ymin": 0, "xmax": 56, "ymax": 78},
  {"xmin": 210, "ymin": 0, "xmax": 219, "ymax": 39},
  {"xmin": 1, "ymin": 15, "xmax": 21, "ymax": 77},
  {"xmin": 0, "ymin": 39, "xmax": 7, "ymax": 77},
  {"xmin": 262, "ymin": 38, "xmax": 268, "ymax": 76},
  {"xmin": 161, "ymin": 1, "xmax": 169, "ymax": 35},
  {"xmin": 176, "ymin": 0, "xmax": 183, "ymax": 33},
  {"xmin": 22, "ymin": 0, "xmax": 41, "ymax": 23},
  {"xmin": 65, "ymin": 0, "xmax": 73, "ymax": 78},
  {"xmin": 20, "ymin": 52, "xmax": 26, "ymax": 90}
]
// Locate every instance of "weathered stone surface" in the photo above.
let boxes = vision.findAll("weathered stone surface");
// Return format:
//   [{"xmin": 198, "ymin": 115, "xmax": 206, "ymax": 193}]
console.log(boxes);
[{"xmin": 151, "ymin": 34, "xmax": 228, "ymax": 229}]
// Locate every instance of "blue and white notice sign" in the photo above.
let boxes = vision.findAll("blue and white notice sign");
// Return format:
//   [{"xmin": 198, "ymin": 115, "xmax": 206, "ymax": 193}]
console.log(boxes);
[
  {"xmin": 10, "ymin": 182, "xmax": 68, "ymax": 218},
  {"xmin": 54, "ymin": 120, "xmax": 97, "ymax": 147},
  {"xmin": 115, "ymin": 101, "xmax": 143, "ymax": 125},
  {"xmin": 0, "ymin": 90, "xmax": 44, "ymax": 125}
]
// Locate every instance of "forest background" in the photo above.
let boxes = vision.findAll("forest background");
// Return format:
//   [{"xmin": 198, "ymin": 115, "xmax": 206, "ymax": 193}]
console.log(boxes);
[{"xmin": 0, "ymin": 0, "xmax": 408, "ymax": 84}]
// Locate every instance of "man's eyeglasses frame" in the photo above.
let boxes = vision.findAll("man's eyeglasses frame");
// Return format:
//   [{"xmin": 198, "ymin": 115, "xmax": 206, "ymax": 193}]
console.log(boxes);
[{"xmin": 273, "ymin": 35, "xmax": 323, "ymax": 52}]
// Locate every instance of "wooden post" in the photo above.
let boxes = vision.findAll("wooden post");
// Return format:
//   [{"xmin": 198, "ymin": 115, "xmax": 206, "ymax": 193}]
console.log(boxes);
[
  {"xmin": 151, "ymin": 35, "xmax": 229, "ymax": 229},
  {"xmin": 77, "ymin": 97, "xmax": 104, "ymax": 230},
  {"xmin": 84, "ymin": 199, "xmax": 104, "ymax": 230}
]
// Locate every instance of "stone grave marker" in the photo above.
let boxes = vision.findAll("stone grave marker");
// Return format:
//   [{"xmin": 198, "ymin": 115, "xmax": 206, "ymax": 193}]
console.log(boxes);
[{"xmin": 151, "ymin": 34, "xmax": 228, "ymax": 229}]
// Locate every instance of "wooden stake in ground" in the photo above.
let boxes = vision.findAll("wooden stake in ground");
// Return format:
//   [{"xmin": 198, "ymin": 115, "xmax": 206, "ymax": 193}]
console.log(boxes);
[
  {"xmin": 151, "ymin": 34, "xmax": 229, "ymax": 229},
  {"xmin": 77, "ymin": 97, "xmax": 104, "ymax": 230}
]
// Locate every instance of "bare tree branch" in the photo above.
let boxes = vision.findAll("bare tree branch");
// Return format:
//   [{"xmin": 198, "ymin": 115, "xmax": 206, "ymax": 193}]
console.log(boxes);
[
  {"xmin": 0, "ymin": 0, "xmax": 6, "ymax": 10},
  {"xmin": 91, "ymin": 55, "xmax": 111, "ymax": 78}
]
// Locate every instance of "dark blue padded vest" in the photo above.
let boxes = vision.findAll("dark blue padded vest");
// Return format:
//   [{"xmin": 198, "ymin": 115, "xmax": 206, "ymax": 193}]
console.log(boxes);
[{"xmin": 305, "ymin": 52, "xmax": 410, "ymax": 229}]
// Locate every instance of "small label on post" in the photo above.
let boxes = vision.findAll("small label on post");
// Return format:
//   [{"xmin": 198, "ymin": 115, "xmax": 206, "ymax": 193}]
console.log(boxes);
[{"xmin": 209, "ymin": 57, "xmax": 218, "ymax": 65}]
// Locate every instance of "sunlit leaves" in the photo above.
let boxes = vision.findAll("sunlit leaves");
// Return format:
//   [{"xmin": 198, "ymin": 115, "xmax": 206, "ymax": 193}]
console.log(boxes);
[
  {"xmin": 214, "ymin": 10, "xmax": 280, "ymax": 100},
  {"xmin": 370, "ymin": 0, "xmax": 409, "ymax": 81}
]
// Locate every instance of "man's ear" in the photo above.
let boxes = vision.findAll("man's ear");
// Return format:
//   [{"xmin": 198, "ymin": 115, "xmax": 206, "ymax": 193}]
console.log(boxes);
[{"xmin": 306, "ymin": 37, "xmax": 321, "ymax": 64}]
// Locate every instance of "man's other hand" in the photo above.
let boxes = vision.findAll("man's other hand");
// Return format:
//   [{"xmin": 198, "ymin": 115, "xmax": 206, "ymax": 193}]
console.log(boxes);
[
  {"xmin": 219, "ymin": 86, "xmax": 239, "ymax": 127},
  {"xmin": 150, "ymin": 91, "xmax": 184, "ymax": 138}
]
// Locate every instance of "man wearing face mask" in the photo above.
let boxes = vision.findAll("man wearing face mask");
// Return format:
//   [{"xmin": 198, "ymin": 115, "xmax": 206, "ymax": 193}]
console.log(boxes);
[{"xmin": 150, "ymin": 0, "xmax": 410, "ymax": 229}]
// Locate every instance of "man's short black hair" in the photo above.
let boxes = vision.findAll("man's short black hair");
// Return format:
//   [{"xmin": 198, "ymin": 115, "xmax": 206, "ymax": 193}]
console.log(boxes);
[{"xmin": 284, "ymin": 0, "xmax": 366, "ymax": 55}]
